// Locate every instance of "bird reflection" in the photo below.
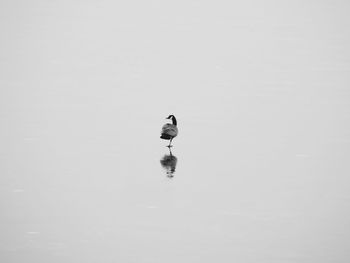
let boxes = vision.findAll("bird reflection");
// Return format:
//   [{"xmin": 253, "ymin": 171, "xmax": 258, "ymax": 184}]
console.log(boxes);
[{"xmin": 160, "ymin": 148, "xmax": 178, "ymax": 178}]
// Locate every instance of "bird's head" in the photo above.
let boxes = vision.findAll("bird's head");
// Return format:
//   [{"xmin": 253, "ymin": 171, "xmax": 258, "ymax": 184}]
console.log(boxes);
[{"xmin": 166, "ymin": 115, "xmax": 174, "ymax": 120}]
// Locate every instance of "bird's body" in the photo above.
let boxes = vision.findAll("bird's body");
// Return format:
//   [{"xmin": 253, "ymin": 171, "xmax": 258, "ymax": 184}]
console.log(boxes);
[
  {"xmin": 160, "ymin": 124, "xmax": 178, "ymax": 139},
  {"xmin": 160, "ymin": 115, "xmax": 178, "ymax": 147}
]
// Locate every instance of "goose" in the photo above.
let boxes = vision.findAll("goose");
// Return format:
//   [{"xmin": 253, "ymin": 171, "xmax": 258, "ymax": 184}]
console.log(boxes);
[{"xmin": 160, "ymin": 115, "xmax": 178, "ymax": 147}]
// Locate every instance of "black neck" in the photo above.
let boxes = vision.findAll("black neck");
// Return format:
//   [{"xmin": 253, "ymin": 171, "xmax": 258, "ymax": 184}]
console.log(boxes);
[{"xmin": 172, "ymin": 116, "xmax": 177, "ymax": 126}]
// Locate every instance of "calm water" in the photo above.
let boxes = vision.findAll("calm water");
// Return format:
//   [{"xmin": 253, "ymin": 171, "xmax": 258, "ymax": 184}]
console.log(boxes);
[{"xmin": 1, "ymin": 1, "xmax": 350, "ymax": 262}]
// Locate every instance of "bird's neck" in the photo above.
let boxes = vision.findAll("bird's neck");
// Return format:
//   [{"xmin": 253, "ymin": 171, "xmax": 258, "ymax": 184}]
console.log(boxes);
[{"xmin": 171, "ymin": 116, "xmax": 177, "ymax": 126}]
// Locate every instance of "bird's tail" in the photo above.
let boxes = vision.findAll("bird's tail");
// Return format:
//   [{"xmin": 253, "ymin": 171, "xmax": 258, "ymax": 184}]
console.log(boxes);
[{"xmin": 160, "ymin": 134, "xmax": 172, "ymax": 140}]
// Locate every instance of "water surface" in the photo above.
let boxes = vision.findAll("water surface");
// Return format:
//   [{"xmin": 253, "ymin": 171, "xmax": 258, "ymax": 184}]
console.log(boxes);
[{"xmin": 1, "ymin": 1, "xmax": 350, "ymax": 262}]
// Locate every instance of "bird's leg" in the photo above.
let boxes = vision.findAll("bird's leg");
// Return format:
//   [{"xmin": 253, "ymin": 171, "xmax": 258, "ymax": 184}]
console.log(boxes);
[{"xmin": 168, "ymin": 138, "xmax": 173, "ymax": 147}]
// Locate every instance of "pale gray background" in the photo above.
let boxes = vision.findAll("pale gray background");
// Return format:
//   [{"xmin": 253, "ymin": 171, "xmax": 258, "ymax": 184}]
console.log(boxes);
[{"xmin": 1, "ymin": 1, "xmax": 350, "ymax": 262}]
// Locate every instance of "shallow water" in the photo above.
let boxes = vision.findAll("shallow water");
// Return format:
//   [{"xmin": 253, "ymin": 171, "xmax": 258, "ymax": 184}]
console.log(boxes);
[{"xmin": 1, "ymin": 1, "xmax": 350, "ymax": 262}]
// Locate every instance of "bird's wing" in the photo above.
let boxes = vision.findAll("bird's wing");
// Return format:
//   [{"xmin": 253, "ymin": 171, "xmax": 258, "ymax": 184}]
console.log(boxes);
[{"xmin": 161, "ymin": 124, "xmax": 178, "ymax": 137}]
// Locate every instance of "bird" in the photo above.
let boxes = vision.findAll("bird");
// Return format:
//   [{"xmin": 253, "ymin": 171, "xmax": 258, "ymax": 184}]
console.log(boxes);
[{"xmin": 160, "ymin": 115, "xmax": 178, "ymax": 147}]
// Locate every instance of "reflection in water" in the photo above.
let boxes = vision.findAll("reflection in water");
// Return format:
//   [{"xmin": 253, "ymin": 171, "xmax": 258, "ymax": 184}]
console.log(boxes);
[{"xmin": 160, "ymin": 148, "xmax": 178, "ymax": 178}]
